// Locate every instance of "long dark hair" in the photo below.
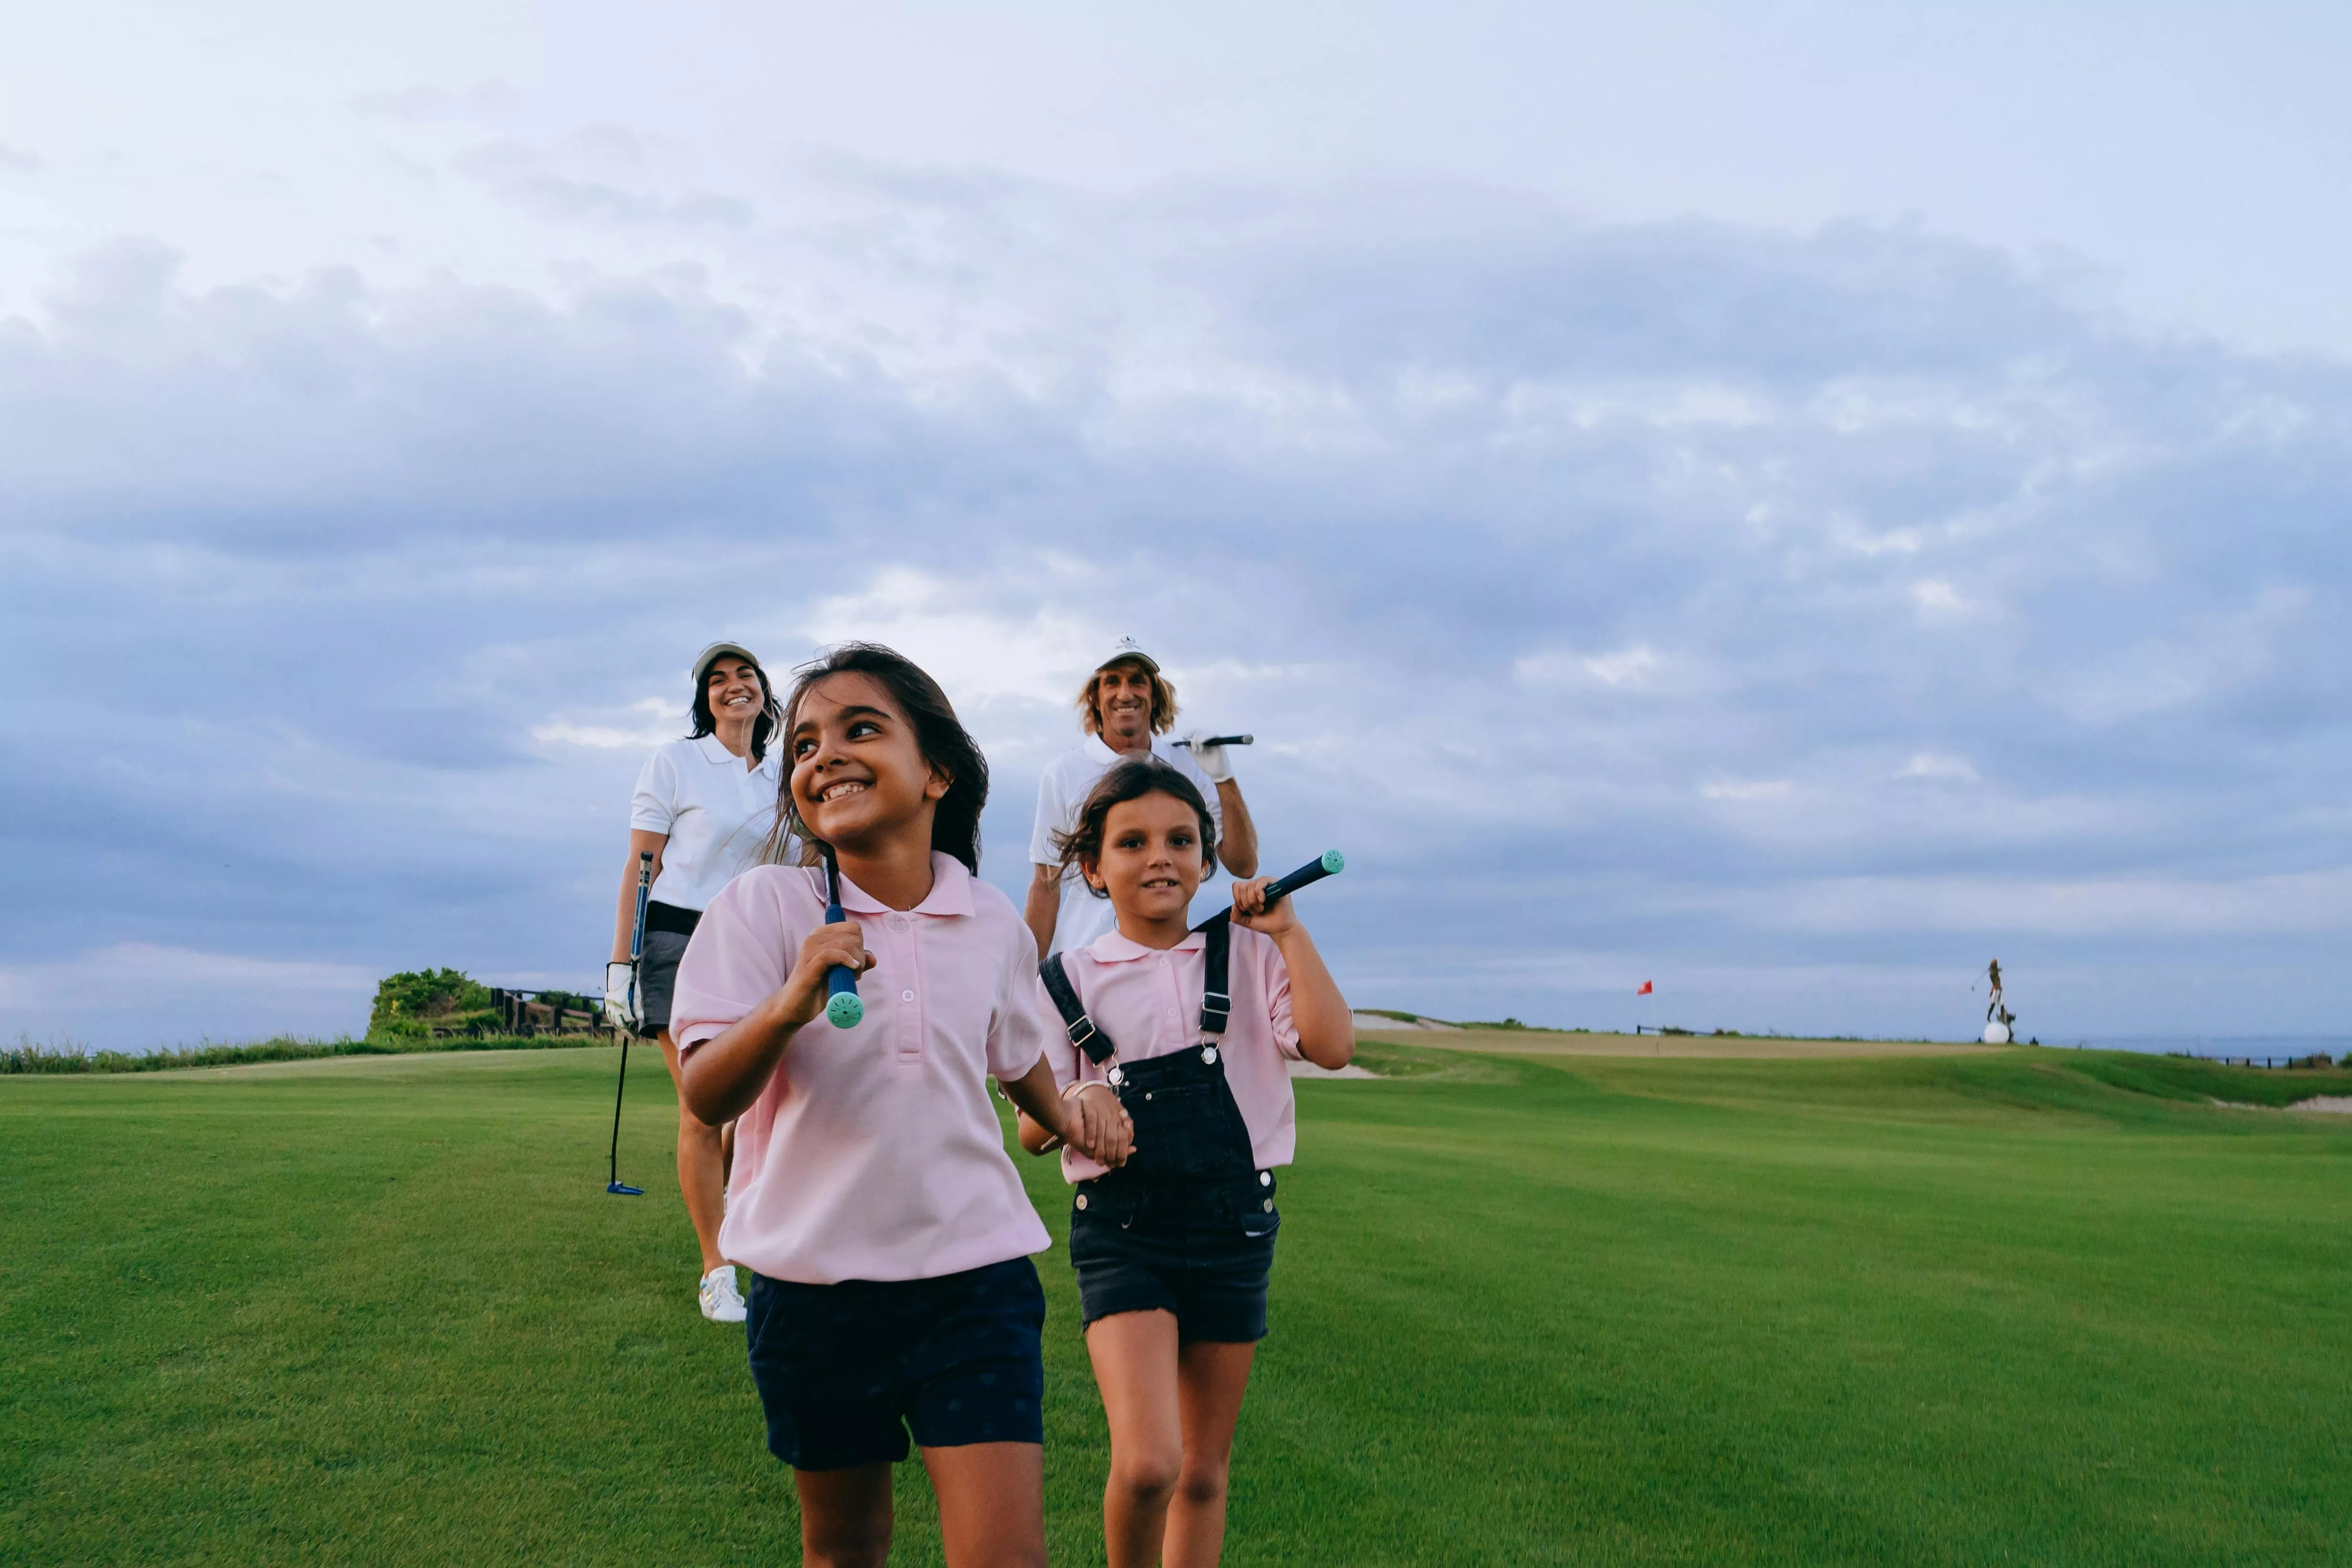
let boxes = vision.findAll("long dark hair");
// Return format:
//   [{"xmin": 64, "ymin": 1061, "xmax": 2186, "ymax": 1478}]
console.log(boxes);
[
  {"xmin": 1052, "ymin": 757, "xmax": 1217, "ymax": 900},
  {"xmin": 688, "ymin": 657, "xmax": 781, "ymax": 765},
  {"xmin": 763, "ymin": 642, "xmax": 988, "ymax": 873}
]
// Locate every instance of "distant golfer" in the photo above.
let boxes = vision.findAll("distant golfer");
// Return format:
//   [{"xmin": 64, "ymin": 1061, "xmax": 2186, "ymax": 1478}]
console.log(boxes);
[
  {"xmin": 1025, "ymin": 638, "xmax": 1258, "ymax": 957},
  {"xmin": 606, "ymin": 640, "xmax": 783, "ymax": 1325}
]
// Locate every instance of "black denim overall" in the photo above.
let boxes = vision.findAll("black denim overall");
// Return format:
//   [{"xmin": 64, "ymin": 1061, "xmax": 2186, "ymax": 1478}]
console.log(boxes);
[{"xmin": 1040, "ymin": 912, "xmax": 1279, "ymax": 1240}]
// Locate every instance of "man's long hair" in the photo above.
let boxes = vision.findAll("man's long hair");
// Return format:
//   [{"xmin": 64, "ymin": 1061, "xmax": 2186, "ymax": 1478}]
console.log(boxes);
[{"xmin": 1075, "ymin": 660, "xmax": 1180, "ymax": 737}]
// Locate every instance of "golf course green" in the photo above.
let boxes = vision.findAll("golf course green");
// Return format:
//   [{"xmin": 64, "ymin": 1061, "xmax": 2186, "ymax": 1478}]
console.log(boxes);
[{"xmin": 5, "ymin": 1040, "xmax": 2347, "ymax": 1565}]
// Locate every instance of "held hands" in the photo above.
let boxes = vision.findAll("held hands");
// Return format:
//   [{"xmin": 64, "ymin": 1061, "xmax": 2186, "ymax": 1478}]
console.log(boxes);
[
  {"xmin": 1064, "ymin": 1083, "xmax": 1135, "ymax": 1168},
  {"xmin": 1232, "ymin": 876, "xmax": 1300, "ymax": 937},
  {"xmin": 775, "ymin": 919, "xmax": 878, "ymax": 1029}
]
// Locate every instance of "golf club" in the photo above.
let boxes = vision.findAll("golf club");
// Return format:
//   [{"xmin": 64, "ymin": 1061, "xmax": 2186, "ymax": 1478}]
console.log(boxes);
[
  {"xmin": 1193, "ymin": 849, "xmax": 1345, "ymax": 932},
  {"xmin": 1181, "ymin": 734, "xmax": 1253, "ymax": 749},
  {"xmin": 819, "ymin": 843, "xmax": 865, "ymax": 1028},
  {"xmin": 606, "ymin": 850, "xmax": 650, "ymax": 1195}
]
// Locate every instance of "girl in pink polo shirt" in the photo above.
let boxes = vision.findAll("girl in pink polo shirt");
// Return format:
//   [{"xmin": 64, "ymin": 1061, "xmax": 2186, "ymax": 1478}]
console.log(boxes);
[
  {"xmin": 1015, "ymin": 757, "xmax": 1355, "ymax": 1568},
  {"xmin": 670, "ymin": 642, "xmax": 1127, "ymax": 1568}
]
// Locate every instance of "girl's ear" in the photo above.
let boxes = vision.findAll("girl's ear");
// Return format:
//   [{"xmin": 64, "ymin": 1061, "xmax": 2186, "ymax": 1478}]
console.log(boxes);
[
  {"xmin": 1081, "ymin": 853, "xmax": 1106, "ymax": 892},
  {"xmin": 923, "ymin": 764, "xmax": 952, "ymax": 804}
]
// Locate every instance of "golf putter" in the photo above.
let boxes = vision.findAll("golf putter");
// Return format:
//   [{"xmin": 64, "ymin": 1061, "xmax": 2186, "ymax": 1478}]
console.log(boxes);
[
  {"xmin": 1182, "ymin": 734, "xmax": 1254, "ymax": 749},
  {"xmin": 820, "ymin": 844, "xmax": 864, "ymax": 1028},
  {"xmin": 606, "ymin": 851, "xmax": 650, "ymax": 1195}
]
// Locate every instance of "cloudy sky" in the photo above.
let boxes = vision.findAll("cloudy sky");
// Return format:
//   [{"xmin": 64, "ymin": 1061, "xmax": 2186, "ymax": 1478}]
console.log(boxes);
[{"xmin": 6, "ymin": 1, "xmax": 2350, "ymax": 1047}]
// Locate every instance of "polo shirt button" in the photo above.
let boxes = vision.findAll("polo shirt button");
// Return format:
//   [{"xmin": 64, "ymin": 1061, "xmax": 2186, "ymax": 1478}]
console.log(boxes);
[
  {"xmin": 1263, "ymin": 1198, "xmax": 1274, "ymax": 1212},
  {"xmin": 900, "ymin": 989, "xmax": 915, "ymax": 1003},
  {"xmin": 1258, "ymin": 1171, "xmax": 1271, "ymax": 1186}
]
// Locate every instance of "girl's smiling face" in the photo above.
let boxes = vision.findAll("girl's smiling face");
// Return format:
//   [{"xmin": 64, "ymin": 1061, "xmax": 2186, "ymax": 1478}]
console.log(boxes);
[
  {"xmin": 790, "ymin": 672, "xmax": 950, "ymax": 850},
  {"xmin": 1085, "ymin": 790, "xmax": 1206, "ymax": 924}
]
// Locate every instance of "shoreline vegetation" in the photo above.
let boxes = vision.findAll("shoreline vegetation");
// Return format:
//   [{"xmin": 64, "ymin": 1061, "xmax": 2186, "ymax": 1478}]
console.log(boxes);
[
  {"xmin": 2, "ymin": 968, "xmax": 608, "ymax": 1076},
  {"xmin": 1, "ymin": 1032, "xmax": 590, "ymax": 1075}
]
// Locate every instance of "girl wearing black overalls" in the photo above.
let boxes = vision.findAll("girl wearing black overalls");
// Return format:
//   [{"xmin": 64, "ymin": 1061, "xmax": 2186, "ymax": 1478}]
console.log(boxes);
[{"xmin": 1017, "ymin": 758, "xmax": 1356, "ymax": 1568}]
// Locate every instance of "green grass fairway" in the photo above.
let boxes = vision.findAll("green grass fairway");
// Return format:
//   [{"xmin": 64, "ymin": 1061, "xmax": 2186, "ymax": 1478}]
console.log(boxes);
[{"xmin": 5, "ymin": 1044, "xmax": 2349, "ymax": 1565}]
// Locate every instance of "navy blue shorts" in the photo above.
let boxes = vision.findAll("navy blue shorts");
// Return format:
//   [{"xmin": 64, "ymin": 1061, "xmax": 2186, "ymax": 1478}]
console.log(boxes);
[
  {"xmin": 745, "ymin": 1256, "xmax": 1045, "ymax": 1471},
  {"xmin": 1068, "ymin": 1180, "xmax": 1279, "ymax": 1344}
]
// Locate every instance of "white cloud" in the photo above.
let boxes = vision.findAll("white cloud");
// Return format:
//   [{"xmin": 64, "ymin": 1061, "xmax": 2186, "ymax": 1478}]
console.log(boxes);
[
  {"xmin": 1701, "ymin": 779, "xmax": 1794, "ymax": 801},
  {"xmin": 1896, "ymin": 752, "xmax": 1979, "ymax": 782},
  {"xmin": 532, "ymin": 698, "xmax": 675, "ymax": 749}
]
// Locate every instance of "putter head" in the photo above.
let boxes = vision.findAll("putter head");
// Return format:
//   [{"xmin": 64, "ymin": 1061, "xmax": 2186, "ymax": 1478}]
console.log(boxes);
[{"xmin": 606, "ymin": 1182, "xmax": 645, "ymax": 1196}]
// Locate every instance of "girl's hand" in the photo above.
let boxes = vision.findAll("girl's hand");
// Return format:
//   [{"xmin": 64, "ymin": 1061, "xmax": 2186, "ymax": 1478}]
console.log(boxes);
[
  {"xmin": 1231, "ymin": 876, "xmax": 1299, "ymax": 937},
  {"xmin": 774, "ymin": 919, "xmax": 876, "ymax": 1028},
  {"xmin": 1066, "ymin": 1084, "xmax": 1135, "ymax": 1168}
]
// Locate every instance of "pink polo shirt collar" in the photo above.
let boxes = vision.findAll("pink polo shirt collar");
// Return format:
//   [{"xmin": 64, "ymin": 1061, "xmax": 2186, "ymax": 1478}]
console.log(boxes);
[
  {"xmin": 832, "ymin": 855, "xmax": 978, "ymax": 918},
  {"xmin": 1081, "ymin": 926, "xmax": 1204, "ymax": 966}
]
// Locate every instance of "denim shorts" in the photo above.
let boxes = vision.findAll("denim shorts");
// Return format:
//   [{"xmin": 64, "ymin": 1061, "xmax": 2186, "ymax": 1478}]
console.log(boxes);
[
  {"xmin": 1068, "ymin": 1180, "xmax": 1279, "ymax": 1344},
  {"xmin": 745, "ymin": 1256, "xmax": 1046, "ymax": 1471}
]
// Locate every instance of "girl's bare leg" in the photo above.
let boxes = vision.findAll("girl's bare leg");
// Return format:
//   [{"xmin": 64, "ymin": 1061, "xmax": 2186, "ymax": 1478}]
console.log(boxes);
[
  {"xmin": 795, "ymin": 1463, "xmax": 894, "ymax": 1568},
  {"xmin": 1086, "ymin": 1310, "xmax": 1185, "ymax": 1568},
  {"xmin": 924, "ymin": 1441, "xmax": 1049, "ymax": 1568},
  {"xmin": 1162, "ymin": 1340, "xmax": 1257, "ymax": 1568},
  {"xmin": 657, "ymin": 1030, "xmax": 729, "ymax": 1274}
]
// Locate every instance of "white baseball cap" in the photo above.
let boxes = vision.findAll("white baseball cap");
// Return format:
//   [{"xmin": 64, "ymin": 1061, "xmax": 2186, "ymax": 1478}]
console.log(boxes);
[
  {"xmin": 691, "ymin": 640, "xmax": 763, "ymax": 684},
  {"xmin": 1094, "ymin": 636, "xmax": 1160, "ymax": 674}
]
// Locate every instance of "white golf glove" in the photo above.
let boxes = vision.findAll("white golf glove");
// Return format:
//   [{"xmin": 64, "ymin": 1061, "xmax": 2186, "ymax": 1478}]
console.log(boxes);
[
  {"xmin": 605, "ymin": 961, "xmax": 638, "ymax": 1028},
  {"xmin": 1183, "ymin": 729, "xmax": 1234, "ymax": 784}
]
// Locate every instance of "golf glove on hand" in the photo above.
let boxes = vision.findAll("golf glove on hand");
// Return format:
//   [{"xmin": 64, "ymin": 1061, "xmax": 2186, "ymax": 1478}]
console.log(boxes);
[
  {"xmin": 605, "ymin": 962, "xmax": 638, "ymax": 1028},
  {"xmin": 1184, "ymin": 730, "xmax": 1234, "ymax": 784}
]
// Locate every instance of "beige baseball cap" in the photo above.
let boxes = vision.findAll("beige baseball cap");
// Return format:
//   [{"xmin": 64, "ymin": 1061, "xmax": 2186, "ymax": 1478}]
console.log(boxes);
[
  {"xmin": 692, "ymin": 641, "xmax": 763, "ymax": 684},
  {"xmin": 1095, "ymin": 636, "xmax": 1160, "ymax": 674}
]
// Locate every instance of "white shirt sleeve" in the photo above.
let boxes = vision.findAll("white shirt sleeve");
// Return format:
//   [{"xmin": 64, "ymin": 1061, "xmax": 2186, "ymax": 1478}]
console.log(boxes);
[
  {"xmin": 630, "ymin": 748, "xmax": 680, "ymax": 835},
  {"xmin": 1029, "ymin": 757, "xmax": 1069, "ymax": 867}
]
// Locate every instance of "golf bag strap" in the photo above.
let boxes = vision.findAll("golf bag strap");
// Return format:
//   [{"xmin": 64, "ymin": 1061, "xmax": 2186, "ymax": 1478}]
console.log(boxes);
[
  {"xmin": 1196, "ymin": 910, "xmax": 1232, "ymax": 1039},
  {"xmin": 1039, "ymin": 953, "xmax": 1117, "ymax": 1065}
]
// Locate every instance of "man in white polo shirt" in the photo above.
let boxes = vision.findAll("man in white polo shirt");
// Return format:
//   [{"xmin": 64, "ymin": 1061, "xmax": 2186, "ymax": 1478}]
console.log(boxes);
[{"xmin": 1025, "ymin": 637, "xmax": 1260, "ymax": 956}]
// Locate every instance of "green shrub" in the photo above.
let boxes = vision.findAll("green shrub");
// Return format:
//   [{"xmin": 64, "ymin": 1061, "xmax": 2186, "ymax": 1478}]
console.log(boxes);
[{"xmin": 368, "ymin": 969, "xmax": 497, "ymax": 1041}]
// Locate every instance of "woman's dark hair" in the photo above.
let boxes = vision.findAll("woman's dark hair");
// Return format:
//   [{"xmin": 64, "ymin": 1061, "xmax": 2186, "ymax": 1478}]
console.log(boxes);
[
  {"xmin": 763, "ymin": 642, "xmax": 988, "ymax": 873},
  {"xmin": 1052, "ymin": 757, "xmax": 1217, "ymax": 899},
  {"xmin": 688, "ymin": 656, "xmax": 781, "ymax": 765}
]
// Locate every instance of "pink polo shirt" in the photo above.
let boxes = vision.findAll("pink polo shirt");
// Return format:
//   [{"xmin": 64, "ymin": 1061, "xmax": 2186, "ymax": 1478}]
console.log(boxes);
[
  {"xmin": 1039, "ymin": 923, "xmax": 1304, "ymax": 1183},
  {"xmin": 671, "ymin": 853, "xmax": 1053, "ymax": 1285}
]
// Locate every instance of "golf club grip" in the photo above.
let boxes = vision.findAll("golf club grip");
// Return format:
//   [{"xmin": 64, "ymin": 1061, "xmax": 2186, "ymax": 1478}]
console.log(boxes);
[
  {"xmin": 1199, "ymin": 734, "xmax": 1252, "ymax": 748},
  {"xmin": 1260, "ymin": 849, "xmax": 1345, "ymax": 909},
  {"xmin": 823, "ymin": 896, "xmax": 863, "ymax": 1027}
]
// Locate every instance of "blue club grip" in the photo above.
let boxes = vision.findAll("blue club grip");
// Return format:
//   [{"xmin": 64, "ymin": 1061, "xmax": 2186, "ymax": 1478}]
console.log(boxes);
[
  {"xmin": 1261, "ymin": 849, "xmax": 1344, "ymax": 908},
  {"xmin": 823, "ymin": 891, "xmax": 864, "ymax": 1028}
]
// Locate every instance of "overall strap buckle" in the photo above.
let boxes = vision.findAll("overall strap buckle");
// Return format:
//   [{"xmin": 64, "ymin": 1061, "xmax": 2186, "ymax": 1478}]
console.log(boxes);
[
  {"xmin": 1195, "ymin": 911, "xmax": 1233, "ymax": 1039},
  {"xmin": 1039, "ymin": 953, "xmax": 1118, "ymax": 1066}
]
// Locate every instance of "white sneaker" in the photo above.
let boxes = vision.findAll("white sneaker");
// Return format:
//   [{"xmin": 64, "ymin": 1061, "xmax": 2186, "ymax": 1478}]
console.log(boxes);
[{"xmin": 698, "ymin": 1265, "xmax": 746, "ymax": 1324}]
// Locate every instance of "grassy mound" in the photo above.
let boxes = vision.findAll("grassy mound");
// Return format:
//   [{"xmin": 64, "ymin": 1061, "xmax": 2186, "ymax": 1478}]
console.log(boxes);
[{"xmin": 3, "ymin": 1045, "xmax": 2346, "ymax": 1564}]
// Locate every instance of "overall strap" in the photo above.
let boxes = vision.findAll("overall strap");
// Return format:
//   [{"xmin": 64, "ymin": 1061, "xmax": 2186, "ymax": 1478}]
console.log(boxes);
[
  {"xmin": 1038, "ymin": 953, "xmax": 1117, "ymax": 1065},
  {"xmin": 1196, "ymin": 911, "xmax": 1232, "ymax": 1039}
]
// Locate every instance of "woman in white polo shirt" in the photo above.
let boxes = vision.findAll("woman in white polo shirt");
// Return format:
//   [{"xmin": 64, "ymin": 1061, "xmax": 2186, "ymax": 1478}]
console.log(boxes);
[{"xmin": 606, "ymin": 641, "xmax": 784, "ymax": 1324}]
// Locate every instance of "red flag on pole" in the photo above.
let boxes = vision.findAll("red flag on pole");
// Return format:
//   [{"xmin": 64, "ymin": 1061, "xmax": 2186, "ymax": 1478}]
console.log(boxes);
[{"xmin": 1636, "ymin": 981, "xmax": 1654, "ymax": 995}]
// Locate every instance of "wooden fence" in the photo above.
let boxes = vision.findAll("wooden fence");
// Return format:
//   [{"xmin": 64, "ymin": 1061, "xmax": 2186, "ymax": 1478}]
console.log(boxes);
[{"xmin": 422, "ymin": 988, "xmax": 611, "ymax": 1040}]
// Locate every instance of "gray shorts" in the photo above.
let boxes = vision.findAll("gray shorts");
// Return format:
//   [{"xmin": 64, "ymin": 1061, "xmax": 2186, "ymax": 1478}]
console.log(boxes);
[{"xmin": 637, "ymin": 930, "xmax": 690, "ymax": 1037}]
